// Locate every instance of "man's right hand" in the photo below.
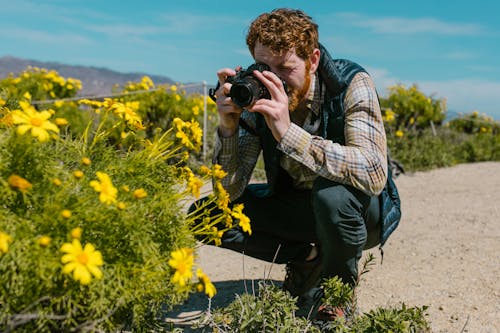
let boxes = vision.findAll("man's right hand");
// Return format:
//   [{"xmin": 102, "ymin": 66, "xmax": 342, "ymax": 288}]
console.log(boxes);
[{"xmin": 216, "ymin": 68, "xmax": 243, "ymax": 137}]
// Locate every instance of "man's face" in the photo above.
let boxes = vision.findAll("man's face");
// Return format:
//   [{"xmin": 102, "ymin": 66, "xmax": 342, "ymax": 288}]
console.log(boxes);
[{"xmin": 253, "ymin": 42, "xmax": 312, "ymax": 111}]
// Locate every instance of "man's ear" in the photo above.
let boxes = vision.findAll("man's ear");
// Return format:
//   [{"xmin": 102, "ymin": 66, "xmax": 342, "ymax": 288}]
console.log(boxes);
[{"xmin": 309, "ymin": 48, "xmax": 321, "ymax": 73}]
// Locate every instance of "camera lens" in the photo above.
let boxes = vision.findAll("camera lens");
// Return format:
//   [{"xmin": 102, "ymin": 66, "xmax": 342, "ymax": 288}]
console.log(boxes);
[{"xmin": 229, "ymin": 79, "xmax": 261, "ymax": 108}]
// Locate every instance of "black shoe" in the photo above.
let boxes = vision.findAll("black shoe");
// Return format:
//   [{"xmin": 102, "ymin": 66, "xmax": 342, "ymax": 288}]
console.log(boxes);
[{"xmin": 282, "ymin": 250, "xmax": 323, "ymax": 298}]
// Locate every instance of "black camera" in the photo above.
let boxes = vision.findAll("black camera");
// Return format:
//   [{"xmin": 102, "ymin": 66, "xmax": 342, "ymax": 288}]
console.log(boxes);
[{"xmin": 226, "ymin": 63, "xmax": 287, "ymax": 108}]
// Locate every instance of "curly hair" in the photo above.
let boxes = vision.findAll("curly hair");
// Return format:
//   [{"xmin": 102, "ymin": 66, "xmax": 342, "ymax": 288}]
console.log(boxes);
[{"xmin": 246, "ymin": 8, "xmax": 319, "ymax": 60}]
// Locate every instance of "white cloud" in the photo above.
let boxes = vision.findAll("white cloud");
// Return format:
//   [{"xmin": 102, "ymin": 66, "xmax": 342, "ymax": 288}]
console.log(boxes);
[
  {"xmin": 0, "ymin": 27, "xmax": 92, "ymax": 45},
  {"xmin": 334, "ymin": 12, "xmax": 484, "ymax": 36},
  {"xmin": 367, "ymin": 66, "xmax": 500, "ymax": 119}
]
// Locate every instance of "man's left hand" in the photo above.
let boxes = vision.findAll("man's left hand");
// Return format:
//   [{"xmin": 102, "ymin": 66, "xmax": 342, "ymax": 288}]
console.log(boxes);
[{"xmin": 247, "ymin": 70, "xmax": 290, "ymax": 142}]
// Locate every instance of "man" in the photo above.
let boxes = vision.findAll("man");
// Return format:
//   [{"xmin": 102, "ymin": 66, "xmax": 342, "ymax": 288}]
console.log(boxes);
[{"xmin": 196, "ymin": 8, "xmax": 400, "ymax": 320}]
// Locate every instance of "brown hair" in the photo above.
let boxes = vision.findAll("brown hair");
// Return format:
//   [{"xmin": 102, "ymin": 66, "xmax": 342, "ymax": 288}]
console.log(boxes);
[{"xmin": 246, "ymin": 8, "xmax": 319, "ymax": 60}]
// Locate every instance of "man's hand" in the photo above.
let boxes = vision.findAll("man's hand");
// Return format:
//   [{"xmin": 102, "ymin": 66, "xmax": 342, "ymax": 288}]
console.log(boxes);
[
  {"xmin": 215, "ymin": 68, "xmax": 243, "ymax": 137},
  {"xmin": 247, "ymin": 70, "xmax": 291, "ymax": 142}
]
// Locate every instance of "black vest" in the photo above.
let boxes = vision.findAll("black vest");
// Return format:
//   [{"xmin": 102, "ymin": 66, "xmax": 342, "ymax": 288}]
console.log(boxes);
[{"xmin": 243, "ymin": 44, "xmax": 401, "ymax": 247}]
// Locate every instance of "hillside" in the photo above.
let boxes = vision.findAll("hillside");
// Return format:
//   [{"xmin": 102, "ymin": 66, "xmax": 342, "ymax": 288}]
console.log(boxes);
[{"xmin": 0, "ymin": 55, "xmax": 177, "ymax": 97}]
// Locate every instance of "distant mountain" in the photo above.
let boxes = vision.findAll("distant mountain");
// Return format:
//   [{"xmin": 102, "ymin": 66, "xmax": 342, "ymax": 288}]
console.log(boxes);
[{"xmin": 0, "ymin": 56, "xmax": 180, "ymax": 97}]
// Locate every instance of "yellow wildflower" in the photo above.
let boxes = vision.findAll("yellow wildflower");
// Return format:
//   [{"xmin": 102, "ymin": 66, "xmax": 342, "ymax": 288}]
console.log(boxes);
[
  {"xmin": 196, "ymin": 268, "xmax": 217, "ymax": 298},
  {"xmin": 170, "ymin": 85, "xmax": 177, "ymax": 92},
  {"xmin": 7, "ymin": 174, "xmax": 32, "ymax": 193},
  {"xmin": 23, "ymin": 92, "xmax": 32, "ymax": 100},
  {"xmin": 121, "ymin": 185, "xmax": 130, "ymax": 192},
  {"xmin": 38, "ymin": 235, "xmax": 52, "ymax": 247},
  {"xmin": 212, "ymin": 164, "xmax": 227, "ymax": 181},
  {"xmin": 133, "ymin": 188, "xmax": 148, "ymax": 199},
  {"xmin": 0, "ymin": 231, "xmax": 13, "ymax": 254},
  {"xmin": 395, "ymin": 130, "xmax": 404, "ymax": 138},
  {"xmin": 172, "ymin": 118, "xmax": 202, "ymax": 151},
  {"xmin": 55, "ymin": 118, "xmax": 68, "ymax": 126},
  {"xmin": 11, "ymin": 103, "xmax": 59, "ymax": 142},
  {"xmin": 187, "ymin": 173, "xmax": 203, "ymax": 199},
  {"xmin": 192, "ymin": 105, "xmax": 200, "ymax": 116},
  {"xmin": 117, "ymin": 202, "xmax": 126, "ymax": 210},
  {"xmin": 214, "ymin": 182, "xmax": 230, "ymax": 210},
  {"xmin": 61, "ymin": 210, "xmax": 72, "ymax": 219},
  {"xmin": 89, "ymin": 172, "xmax": 118, "ymax": 205},
  {"xmin": 73, "ymin": 170, "xmax": 84, "ymax": 179},
  {"xmin": 199, "ymin": 165, "xmax": 211, "ymax": 176},
  {"xmin": 71, "ymin": 227, "xmax": 82, "ymax": 239},
  {"xmin": 168, "ymin": 248, "xmax": 194, "ymax": 287},
  {"xmin": 61, "ymin": 239, "xmax": 103, "ymax": 285},
  {"xmin": 0, "ymin": 98, "xmax": 5, "ymax": 107},
  {"xmin": 52, "ymin": 178, "xmax": 62, "ymax": 186},
  {"xmin": 231, "ymin": 204, "xmax": 252, "ymax": 235},
  {"xmin": 81, "ymin": 157, "xmax": 91, "ymax": 166}
]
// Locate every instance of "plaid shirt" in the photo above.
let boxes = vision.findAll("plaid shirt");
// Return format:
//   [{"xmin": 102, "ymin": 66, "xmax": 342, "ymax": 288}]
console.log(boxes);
[{"xmin": 213, "ymin": 71, "xmax": 387, "ymax": 200}]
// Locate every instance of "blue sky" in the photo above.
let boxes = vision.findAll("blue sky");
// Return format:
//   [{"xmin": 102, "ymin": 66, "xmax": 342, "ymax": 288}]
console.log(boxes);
[{"xmin": 1, "ymin": 0, "xmax": 499, "ymax": 119}]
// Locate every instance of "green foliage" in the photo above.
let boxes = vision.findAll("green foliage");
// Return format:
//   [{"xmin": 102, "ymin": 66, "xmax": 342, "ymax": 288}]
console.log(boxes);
[
  {"xmin": 0, "ymin": 66, "xmax": 81, "ymax": 103},
  {"xmin": 381, "ymin": 84, "xmax": 500, "ymax": 172},
  {"xmin": 349, "ymin": 304, "xmax": 431, "ymax": 333},
  {"xmin": 198, "ymin": 282, "xmax": 320, "ymax": 333},
  {"xmin": 0, "ymin": 125, "xmax": 194, "ymax": 331},
  {"xmin": 447, "ymin": 110, "xmax": 500, "ymax": 135},
  {"xmin": 380, "ymin": 84, "xmax": 446, "ymax": 132}
]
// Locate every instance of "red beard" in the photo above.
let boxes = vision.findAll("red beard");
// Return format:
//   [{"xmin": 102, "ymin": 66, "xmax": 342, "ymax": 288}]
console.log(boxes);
[{"xmin": 288, "ymin": 60, "xmax": 312, "ymax": 112}]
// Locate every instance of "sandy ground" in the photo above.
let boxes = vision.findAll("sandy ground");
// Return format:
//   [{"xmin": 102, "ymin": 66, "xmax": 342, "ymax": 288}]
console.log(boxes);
[{"xmin": 166, "ymin": 162, "xmax": 500, "ymax": 332}]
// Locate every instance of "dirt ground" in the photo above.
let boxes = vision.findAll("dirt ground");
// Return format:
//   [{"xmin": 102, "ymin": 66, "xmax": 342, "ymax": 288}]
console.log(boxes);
[{"xmin": 165, "ymin": 162, "xmax": 500, "ymax": 332}]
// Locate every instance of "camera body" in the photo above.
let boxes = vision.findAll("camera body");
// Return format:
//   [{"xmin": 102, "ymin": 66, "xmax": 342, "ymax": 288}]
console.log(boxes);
[{"xmin": 227, "ymin": 63, "xmax": 287, "ymax": 108}]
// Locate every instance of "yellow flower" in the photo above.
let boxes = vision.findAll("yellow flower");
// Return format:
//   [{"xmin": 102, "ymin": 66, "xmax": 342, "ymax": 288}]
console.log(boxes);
[
  {"xmin": 11, "ymin": 104, "xmax": 59, "ymax": 142},
  {"xmin": 0, "ymin": 231, "xmax": 13, "ymax": 254},
  {"xmin": 7, "ymin": 174, "xmax": 32, "ymax": 193},
  {"xmin": 214, "ymin": 182, "xmax": 230, "ymax": 210},
  {"xmin": 170, "ymin": 85, "xmax": 177, "ymax": 92},
  {"xmin": 187, "ymin": 173, "xmax": 203, "ymax": 199},
  {"xmin": 81, "ymin": 157, "xmax": 91, "ymax": 166},
  {"xmin": 168, "ymin": 248, "xmax": 194, "ymax": 287},
  {"xmin": 121, "ymin": 185, "xmax": 130, "ymax": 192},
  {"xmin": 89, "ymin": 172, "xmax": 118, "ymax": 205},
  {"xmin": 196, "ymin": 268, "xmax": 217, "ymax": 298},
  {"xmin": 384, "ymin": 109, "xmax": 395, "ymax": 122},
  {"xmin": 172, "ymin": 118, "xmax": 202, "ymax": 151},
  {"xmin": 61, "ymin": 239, "xmax": 103, "ymax": 285},
  {"xmin": 23, "ymin": 92, "xmax": 32, "ymax": 100},
  {"xmin": 199, "ymin": 165, "xmax": 211, "ymax": 176},
  {"xmin": 212, "ymin": 164, "xmax": 227, "ymax": 181},
  {"xmin": 231, "ymin": 204, "xmax": 252, "ymax": 235},
  {"xmin": 73, "ymin": 170, "xmax": 84, "ymax": 179},
  {"xmin": 55, "ymin": 118, "xmax": 68, "ymax": 126},
  {"xmin": 0, "ymin": 97, "xmax": 5, "ymax": 107},
  {"xmin": 192, "ymin": 105, "xmax": 200, "ymax": 116},
  {"xmin": 133, "ymin": 188, "xmax": 147, "ymax": 199},
  {"xmin": 61, "ymin": 210, "xmax": 72, "ymax": 218},
  {"xmin": 71, "ymin": 227, "xmax": 82, "ymax": 240},
  {"xmin": 395, "ymin": 130, "xmax": 404, "ymax": 138},
  {"xmin": 52, "ymin": 178, "xmax": 62, "ymax": 186},
  {"xmin": 117, "ymin": 202, "xmax": 126, "ymax": 210},
  {"xmin": 38, "ymin": 235, "xmax": 52, "ymax": 247}
]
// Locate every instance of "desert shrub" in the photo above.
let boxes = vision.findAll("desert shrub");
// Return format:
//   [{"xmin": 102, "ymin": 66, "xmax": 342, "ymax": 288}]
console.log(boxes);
[
  {"xmin": 198, "ymin": 281, "xmax": 320, "ymax": 333},
  {"xmin": 380, "ymin": 84, "xmax": 446, "ymax": 133},
  {"xmin": 0, "ymin": 69, "xmax": 252, "ymax": 331}
]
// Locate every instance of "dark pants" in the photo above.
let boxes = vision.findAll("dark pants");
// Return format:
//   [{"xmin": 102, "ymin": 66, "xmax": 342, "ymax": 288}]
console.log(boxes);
[{"xmin": 190, "ymin": 177, "xmax": 381, "ymax": 284}]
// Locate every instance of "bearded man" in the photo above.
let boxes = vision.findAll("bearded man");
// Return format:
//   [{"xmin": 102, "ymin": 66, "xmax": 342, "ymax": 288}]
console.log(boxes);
[{"xmin": 191, "ymin": 8, "xmax": 401, "ymax": 320}]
